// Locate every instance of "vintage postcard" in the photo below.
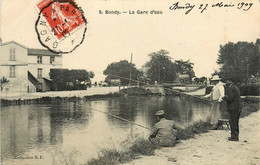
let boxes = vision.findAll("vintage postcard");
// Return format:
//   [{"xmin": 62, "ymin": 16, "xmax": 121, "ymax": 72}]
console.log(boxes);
[{"xmin": 1, "ymin": 0, "xmax": 259, "ymax": 165}]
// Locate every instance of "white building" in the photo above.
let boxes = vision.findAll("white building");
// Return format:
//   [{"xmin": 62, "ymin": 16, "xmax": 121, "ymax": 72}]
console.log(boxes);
[
  {"xmin": 27, "ymin": 48, "xmax": 62, "ymax": 92},
  {"xmin": 0, "ymin": 40, "xmax": 62, "ymax": 96}
]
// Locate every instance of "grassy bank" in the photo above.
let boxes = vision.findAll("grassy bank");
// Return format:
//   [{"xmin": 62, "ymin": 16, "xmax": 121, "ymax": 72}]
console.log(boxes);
[
  {"xmin": 86, "ymin": 138, "xmax": 157, "ymax": 165},
  {"xmin": 176, "ymin": 121, "xmax": 212, "ymax": 140},
  {"xmin": 240, "ymin": 96, "xmax": 259, "ymax": 117},
  {"xmin": 85, "ymin": 121, "xmax": 212, "ymax": 165},
  {"xmin": 85, "ymin": 98, "xmax": 259, "ymax": 165}
]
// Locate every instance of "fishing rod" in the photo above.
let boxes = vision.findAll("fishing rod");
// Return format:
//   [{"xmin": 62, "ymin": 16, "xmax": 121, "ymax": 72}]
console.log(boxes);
[{"xmin": 163, "ymin": 87, "xmax": 212, "ymax": 102}]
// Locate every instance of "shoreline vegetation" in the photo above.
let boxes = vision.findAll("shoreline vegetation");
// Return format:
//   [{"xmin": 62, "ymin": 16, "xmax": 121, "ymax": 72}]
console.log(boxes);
[
  {"xmin": 85, "ymin": 120, "xmax": 213, "ymax": 165},
  {"xmin": 1, "ymin": 86, "xmax": 258, "ymax": 106},
  {"xmin": 0, "ymin": 87, "xmax": 160, "ymax": 106},
  {"xmin": 85, "ymin": 97, "xmax": 259, "ymax": 165},
  {"xmin": 84, "ymin": 88, "xmax": 258, "ymax": 165}
]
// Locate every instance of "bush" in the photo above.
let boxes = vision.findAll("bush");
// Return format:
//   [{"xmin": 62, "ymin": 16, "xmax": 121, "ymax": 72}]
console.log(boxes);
[
  {"xmin": 176, "ymin": 120, "xmax": 211, "ymax": 140},
  {"xmin": 240, "ymin": 97, "xmax": 259, "ymax": 117},
  {"xmin": 206, "ymin": 84, "xmax": 260, "ymax": 96},
  {"xmin": 87, "ymin": 149, "xmax": 124, "ymax": 165},
  {"xmin": 128, "ymin": 138, "xmax": 157, "ymax": 156},
  {"xmin": 120, "ymin": 87, "xmax": 153, "ymax": 96},
  {"xmin": 86, "ymin": 138, "xmax": 157, "ymax": 165},
  {"xmin": 239, "ymin": 84, "xmax": 260, "ymax": 96}
]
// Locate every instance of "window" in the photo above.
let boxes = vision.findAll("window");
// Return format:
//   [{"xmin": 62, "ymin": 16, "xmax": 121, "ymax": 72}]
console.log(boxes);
[
  {"xmin": 50, "ymin": 56, "xmax": 55, "ymax": 64},
  {"xmin": 38, "ymin": 68, "xmax": 43, "ymax": 78},
  {"xmin": 9, "ymin": 48, "xmax": 16, "ymax": 61},
  {"xmin": 37, "ymin": 56, "xmax": 42, "ymax": 63},
  {"xmin": 10, "ymin": 66, "xmax": 15, "ymax": 78}
]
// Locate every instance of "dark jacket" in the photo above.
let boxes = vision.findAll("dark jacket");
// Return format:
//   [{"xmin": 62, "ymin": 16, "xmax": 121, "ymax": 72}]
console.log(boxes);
[
  {"xmin": 224, "ymin": 84, "xmax": 241, "ymax": 112},
  {"xmin": 150, "ymin": 118, "xmax": 177, "ymax": 146}
]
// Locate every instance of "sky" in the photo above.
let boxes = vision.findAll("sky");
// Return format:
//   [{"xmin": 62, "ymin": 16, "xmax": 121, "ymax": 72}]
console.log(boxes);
[{"xmin": 1, "ymin": 0, "xmax": 259, "ymax": 82}]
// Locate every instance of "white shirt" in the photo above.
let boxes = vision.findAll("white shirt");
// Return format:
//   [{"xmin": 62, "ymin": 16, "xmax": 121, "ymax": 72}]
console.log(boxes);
[{"xmin": 205, "ymin": 82, "xmax": 225, "ymax": 101}]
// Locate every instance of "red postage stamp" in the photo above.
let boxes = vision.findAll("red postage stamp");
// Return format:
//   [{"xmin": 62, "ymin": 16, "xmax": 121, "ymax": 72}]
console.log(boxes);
[{"xmin": 35, "ymin": 0, "xmax": 87, "ymax": 53}]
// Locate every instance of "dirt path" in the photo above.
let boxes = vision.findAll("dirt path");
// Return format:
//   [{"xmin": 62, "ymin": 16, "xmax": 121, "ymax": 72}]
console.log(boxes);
[{"xmin": 124, "ymin": 110, "xmax": 260, "ymax": 165}]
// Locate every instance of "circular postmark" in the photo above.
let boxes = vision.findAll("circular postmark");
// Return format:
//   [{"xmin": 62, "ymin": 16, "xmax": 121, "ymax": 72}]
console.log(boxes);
[{"xmin": 35, "ymin": 0, "xmax": 87, "ymax": 54}]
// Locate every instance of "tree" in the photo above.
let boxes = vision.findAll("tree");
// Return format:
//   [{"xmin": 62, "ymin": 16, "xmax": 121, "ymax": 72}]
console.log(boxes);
[
  {"xmin": 1, "ymin": 77, "xmax": 9, "ymax": 84},
  {"xmin": 217, "ymin": 39, "xmax": 260, "ymax": 84},
  {"xmin": 1, "ymin": 77, "xmax": 9, "ymax": 91},
  {"xmin": 211, "ymin": 69, "xmax": 219, "ymax": 77},
  {"xmin": 50, "ymin": 69, "xmax": 70, "ymax": 90},
  {"xmin": 175, "ymin": 59, "xmax": 195, "ymax": 82},
  {"xmin": 89, "ymin": 71, "xmax": 95, "ymax": 79},
  {"xmin": 50, "ymin": 69, "xmax": 93, "ymax": 90},
  {"xmin": 103, "ymin": 60, "xmax": 142, "ymax": 86},
  {"xmin": 146, "ymin": 50, "xmax": 176, "ymax": 83}
]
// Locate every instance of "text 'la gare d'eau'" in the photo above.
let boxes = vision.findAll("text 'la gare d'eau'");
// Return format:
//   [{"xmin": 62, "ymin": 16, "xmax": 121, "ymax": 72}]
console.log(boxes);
[{"xmin": 99, "ymin": 10, "xmax": 163, "ymax": 15}]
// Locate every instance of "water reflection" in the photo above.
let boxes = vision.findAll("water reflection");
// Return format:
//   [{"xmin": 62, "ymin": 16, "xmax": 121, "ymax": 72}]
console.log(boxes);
[{"xmin": 1, "ymin": 96, "xmax": 212, "ymax": 164}]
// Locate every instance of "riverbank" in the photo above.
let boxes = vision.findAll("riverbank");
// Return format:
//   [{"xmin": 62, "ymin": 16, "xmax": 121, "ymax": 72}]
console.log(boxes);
[
  {"xmin": 123, "ymin": 110, "xmax": 260, "ymax": 165},
  {"xmin": 0, "ymin": 87, "xmax": 121, "ymax": 100},
  {"xmin": 86, "ymin": 120, "xmax": 212, "ymax": 165},
  {"xmin": 0, "ymin": 87, "xmax": 123, "ymax": 106},
  {"xmin": 0, "ymin": 86, "xmax": 166, "ymax": 106},
  {"xmin": 85, "ymin": 95, "xmax": 259, "ymax": 165}
]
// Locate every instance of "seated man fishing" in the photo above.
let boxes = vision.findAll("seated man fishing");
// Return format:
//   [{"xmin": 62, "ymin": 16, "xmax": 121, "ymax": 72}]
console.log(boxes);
[{"xmin": 149, "ymin": 110, "xmax": 178, "ymax": 147}]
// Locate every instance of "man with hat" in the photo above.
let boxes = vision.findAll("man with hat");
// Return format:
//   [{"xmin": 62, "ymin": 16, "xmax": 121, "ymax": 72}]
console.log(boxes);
[
  {"xmin": 204, "ymin": 75, "xmax": 225, "ymax": 130},
  {"xmin": 148, "ymin": 110, "xmax": 178, "ymax": 147},
  {"xmin": 223, "ymin": 77, "xmax": 241, "ymax": 141}
]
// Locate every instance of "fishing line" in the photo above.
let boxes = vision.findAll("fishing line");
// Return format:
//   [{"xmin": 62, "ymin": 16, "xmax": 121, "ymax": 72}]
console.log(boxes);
[
  {"xmin": 163, "ymin": 87, "xmax": 213, "ymax": 103},
  {"xmin": 81, "ymin": 104, "xmax": 153, "ymax": 131},
  {"xmin": 94, "ymin": 71, "xmax": 211, "ymax": 105},
  {"xmin": 86, "ymin": 71, "xmax": 216, "ymax": 131},
  {"xmin": 96, "ymin": 70, "xmax": 208, "ymax": 101}
]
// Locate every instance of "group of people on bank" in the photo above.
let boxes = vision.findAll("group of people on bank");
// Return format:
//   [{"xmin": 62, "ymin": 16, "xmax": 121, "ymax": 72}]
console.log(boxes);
[{"xmin": 149, "ymin": 76, "xmax": 241, "ymax": 147}]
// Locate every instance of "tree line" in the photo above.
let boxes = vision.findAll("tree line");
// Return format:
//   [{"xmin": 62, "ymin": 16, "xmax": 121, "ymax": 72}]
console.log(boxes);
[
  {"xmin": 103, "ymin": 39, "xmax": 259, "ymax": 86},
  {"xmin": 217, "ymin": 39, "xmax": 260, "ymax": 84},
  {"xmin": 49, "ymin": 38, "xmax": 259, "ymax": 90},
  {"xmin": 50, "ymin": 69, "xmax": 94, "ymax": 91},
  {"xmin": 103, "ymin": 50, "xmax": 195, "ymax": 86}
]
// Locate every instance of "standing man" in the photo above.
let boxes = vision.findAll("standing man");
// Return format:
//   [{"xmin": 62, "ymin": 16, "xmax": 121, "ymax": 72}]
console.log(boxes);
[
  {"xmin": 149, "ymin": 110, "xmax": 178, "ymax": 147},
  {"xmin": 204, "ymin": 75, "xmax": 225, "ymax": 129},
  {"xmin": 224, "ymin": 78, "xmax": 241, "ymax": 141}
]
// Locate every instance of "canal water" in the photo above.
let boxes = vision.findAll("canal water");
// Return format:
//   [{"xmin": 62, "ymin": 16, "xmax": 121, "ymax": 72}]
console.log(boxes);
[{"xmin": 1, "ymin": 96, "xmax": 212, "ymax": 165}]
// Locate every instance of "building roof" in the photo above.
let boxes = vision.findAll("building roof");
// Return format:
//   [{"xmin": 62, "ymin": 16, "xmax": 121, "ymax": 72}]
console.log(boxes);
[
  {"xmin": 28, "ymin": 48, "xmax": 61, "ymax": 56},
  {"xmin": 1, "ymin": 40, "xmax": 61, "ymax": 56},
  {"xmin": 1, "ymin": 41, "xmax": 28, "ymax": 49}
]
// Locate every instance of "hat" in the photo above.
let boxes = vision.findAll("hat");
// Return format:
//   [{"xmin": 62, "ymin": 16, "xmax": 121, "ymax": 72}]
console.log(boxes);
[
  {"xmin": 211, "ymin": 75, "xmax": 221, "ymax": 81},
  {"xmin": 155, "ymin": 110, "xmax": 165, "ymax": 116}
]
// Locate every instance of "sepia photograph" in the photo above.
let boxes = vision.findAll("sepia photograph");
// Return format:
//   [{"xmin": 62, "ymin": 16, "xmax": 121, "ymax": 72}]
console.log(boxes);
[{"xmin": 0, "ymin": 0, "xmax": 259, "ymax": 164}]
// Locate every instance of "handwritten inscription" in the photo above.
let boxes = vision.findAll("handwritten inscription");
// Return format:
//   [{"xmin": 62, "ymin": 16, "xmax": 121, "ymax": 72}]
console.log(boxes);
[
  {"xmin": 169, "ymin": 2, "xmax": 195, "ymax": 14},
  {"xmin": 169, "ymin": 1, "xmax": 254, "ymax": 14},
  {"xmin": 98, "ymin": 2, "xmax": 253, "ymax": 16}
]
